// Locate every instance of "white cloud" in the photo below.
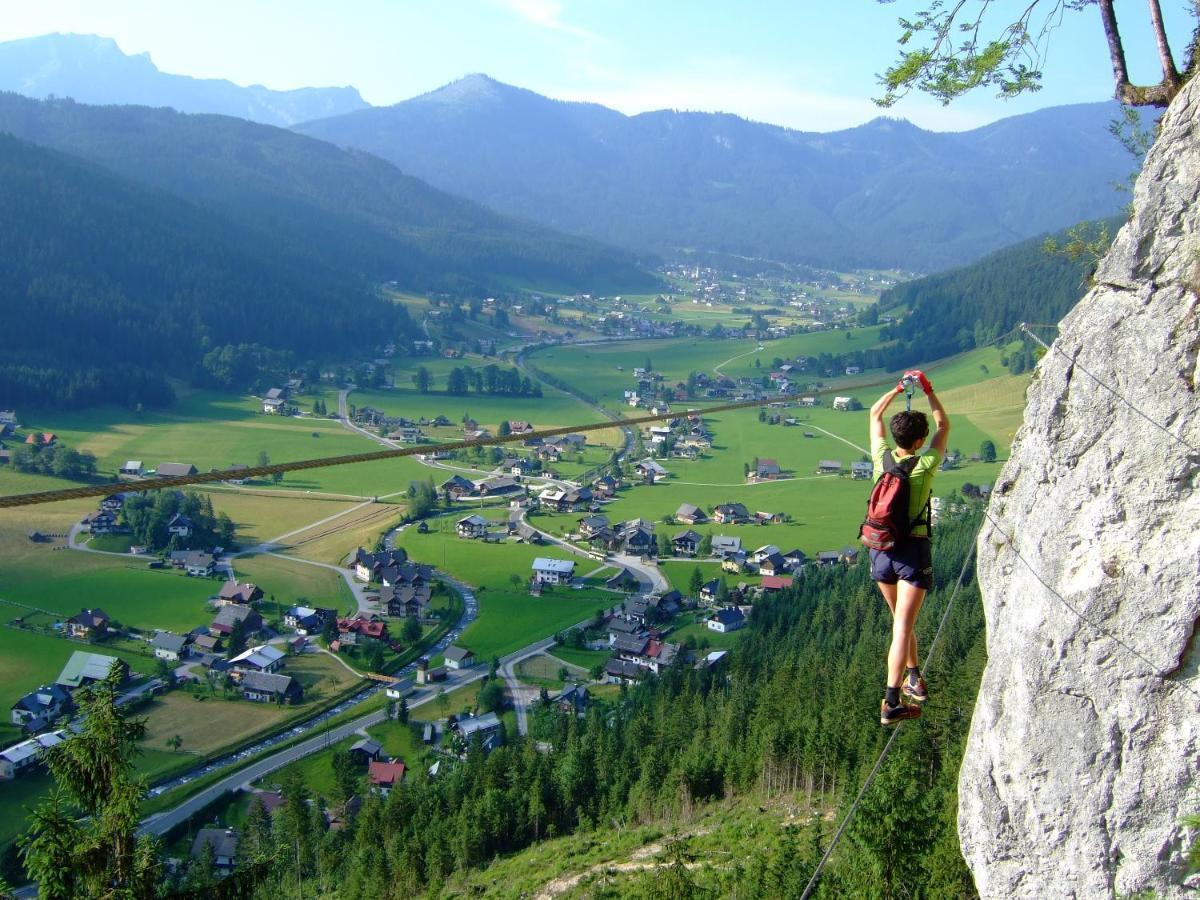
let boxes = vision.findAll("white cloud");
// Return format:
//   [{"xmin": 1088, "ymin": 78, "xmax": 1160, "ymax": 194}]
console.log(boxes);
[{"xmin": 497, "ymin": 0, "xmax": 601, "ymax": 42}]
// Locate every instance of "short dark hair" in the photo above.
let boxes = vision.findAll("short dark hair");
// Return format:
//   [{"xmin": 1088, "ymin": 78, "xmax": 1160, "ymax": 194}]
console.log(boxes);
[{"xmin": 890, "ymin": 411, "xmax": 930, "ymax": 450}]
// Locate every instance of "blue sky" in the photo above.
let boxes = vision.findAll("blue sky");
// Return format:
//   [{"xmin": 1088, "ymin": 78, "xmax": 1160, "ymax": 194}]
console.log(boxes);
[{"xmin": 2, "ymin": 1, "xmax": 1195, "ymax": 131}]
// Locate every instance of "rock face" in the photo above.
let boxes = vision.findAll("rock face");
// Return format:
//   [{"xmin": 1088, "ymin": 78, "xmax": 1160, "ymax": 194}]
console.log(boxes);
[{"xmin": 959, "ymin": 77, "xmax": 1200, "ymax": 897}]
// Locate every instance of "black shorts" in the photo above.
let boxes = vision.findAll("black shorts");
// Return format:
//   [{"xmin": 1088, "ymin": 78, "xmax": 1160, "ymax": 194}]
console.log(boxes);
[{"xmin": 869, "ymin": 539, "xmax": 933, "ymax": 591}]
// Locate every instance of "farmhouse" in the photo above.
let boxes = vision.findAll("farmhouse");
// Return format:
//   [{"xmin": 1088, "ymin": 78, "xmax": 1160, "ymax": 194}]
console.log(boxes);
[
  {"xmin": 191, "ymin": 828, "xmax": 239, "ymax": 873},
  {"xmin": 476, "ymin": 475, "xmax": 521, "ymax": 497},
  {"xmin": 817, "ymin": 460, "xmax": 843, "ymax": 475},
  {"xmin": 56, "ymin": 652, "xmax": 128, "ymax": 690},
  {"xmin": 443, "ymin": 646, "xmax": 475, "ymax": 670},
  {"xmin": 532, "ymin": 558, "xmax": 575, "ymax": 585},
  {"xmin": 337, "ymin": 617, "xmax": 387, "ymax": 640},
  {"xmin": 620, "ymin": 521, "xmax": 656, "ymax": 555},
  {"xmin": 707, "ymin": 608, "xmax": 746, "ymax": 633},
  {"xmin": 118, "ymin": 460, "xmax": 145, "ymax": 480},
  {"xmin": 831, "ymin": 397, "xmax": 855, "ymax": 411},
  {"xmin": 712, "ymin": 503, "xmax": 750, "ymax": 524},
  {"xmin": 230, "ymin": 644, "xmax": 286, "ymax": 675},
  {"xmin": 674, "ymin": 503, "xmax": 707, "ymax": 525},
  {"xmin": 593, "ymin": 474, "xmax": 620, "ymax": 497},
  {"xmin": 577, "ymin": 514, "xmax": 609, "ymax": 538},
  {"xmin": 455, "ymin": 515, "xmax": 490, "ymax": 539},
  {"xmin": 241, "ymin": 671, "xmax": 302, "ymax": 704},
  {"xmin": 851, "ymin": 461, "xmax": 874, "ymax": 479},
  {"xmin": 156, "ymin": 462, "xmax": 198, "ymax": 478},
  {"xmin": 170, "ymin": 550, "xmax": 216, "ymax": 576},
  {"xmin": 551, "ymin": 684, "xmax": 590, "ymax": 716},
  {"xmin": 455, "ymin": 712, "xmax": 504, "ymax": 751},
  {"xmin": 757, "ymin": 553, "xmax": 789, "ymax": 576},
  {"xmin": 65, "ymin": 607, "xmax": 110, "ymax": 640},
  {"xmin": 367, "ymin": 760, "xmax": 407, "ymax": 796},
  {"xmin": 218, "ymin": 581, "xmax": 263, "ymax": 605},
  {"xmin": 85, "ymin": 510, "xmax": 118, "ymax": 535},
  {"xmin": 10, "ymin": 684, "xmax": 72, "ymax": 729},
  {"xmin": 0, "ymin": 731, "xmax": 67, "ymax": 780},
  {"xmin": 711, "ymin": 536, "xmax": 743, "ymax": 559},
  {"xmin": 507, "ymin": 420, "xmax": 535, "ymax": 434},
  {"xmin": 751, "ymin": 544, "xmax": 781, "ymax": 564},
  {"xmin": 440, "ymin": 475, "xmax": 475, "ymax": 499},
  {"xmin": 210, "ymin": 604, "xmax": 262, "ymax": 638},
  {"xmin": 755, "ymin": 459, "xmax": 782, "ymax": 480},
  {"xmin": 384, "ymin": 584, "xmax": 431, "ymax": 618},
  {"xmin": 285, "ymin": 605, "xmax": 335, "ymax": 634},
  {"xmin": 351, "ymin": 547, "xmax": 409, "ymax": 582},
  {"xmin": 634, "ymin": 459, "xmax": 669, "ymax": 483},
  {"xmin": 672, "ymin": 530, "xmax": 702, "ymax": 556},
  {"xmin": 760, "ymin": 575, "xmax": 794, "ymax": 593},
  {"xmin": 151, "ymin": 631, "xmax": 189, "ymax": 662}
]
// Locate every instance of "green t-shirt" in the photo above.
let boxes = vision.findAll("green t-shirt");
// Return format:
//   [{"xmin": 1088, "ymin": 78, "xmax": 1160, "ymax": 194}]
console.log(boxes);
[{"xmin": 871, "ymin": 434, "xmax": 941, "ymax": 538}]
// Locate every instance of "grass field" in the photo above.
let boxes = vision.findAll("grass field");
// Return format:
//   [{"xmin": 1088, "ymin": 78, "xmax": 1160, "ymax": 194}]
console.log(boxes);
[
  {"xmin": 546, "ymin": 646, "xmax": 610, "ymax": 670},
  {"xmin": 201, "ymin": 491, "xmax": 360, "ymax": 547},
  {"xmin": 229, "ymin": 554, "xmax": 356, "ymax": 613},
  {"xmin": 138, "ymin": 691, "xmax": 296, "ymax": 757}
]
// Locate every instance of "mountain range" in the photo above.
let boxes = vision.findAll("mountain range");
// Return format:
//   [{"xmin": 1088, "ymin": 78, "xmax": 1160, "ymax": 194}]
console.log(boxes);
[
  {"xmin": 296, "ymin": 75, "xmax": 1137, "ymax": 271},
  {"xmin": 0, "ymin": 33, "xmax": 367, "ymax": 127}
]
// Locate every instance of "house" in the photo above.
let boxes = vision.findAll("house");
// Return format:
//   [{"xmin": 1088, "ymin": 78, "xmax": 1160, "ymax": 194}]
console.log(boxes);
[
  {"xmin": 551, "ymin": 684, "xmax": 590, "ymax": 716},
  {"xmin": 621, "ymin": 522, "xmax": 655, "ymax": 555},
  {"xmin": 156, "ymin": 462, "xmax": 198, "ymax": 478},
  {"xmin": 100, "ymin": 492, "xmax": 129, "ymax": 514},
  {"xmin": 443, "ymin": 646, "xmax": 475, "ymax": 670},
  {"xmin": 349, "ymin": 738, "xmax": 382, "ymax": 764},
  {"xmin": 758, "ymin": 552, "xmax": 789, "ymax": 577},
  {"xmin": 760, "ymin": 575, "xmax": 795, "ymax": 593},
  {"xmin": 722, "ymin": 552, "xmax": 747, "ymax": 574},
  {"xmin": 384, "ymin": 584, "xmax": 432, "ymax": 619},
  {"xmin": 707, "ymin": 607, "xmax": 746, "ymax": 633},
  {"xmin": 711, "ymin": 535, "xmax": 743, "ymax": 559},
  {"xmin": 193, "ymin": 634, "xmax": 223, "ymax": 654},
  {"xmin": 263, "ymin": 397, "xmax": 286, "ymax": 414},
  {"xmin": 414, "ymin": 659, "xmax": 447, "ymax": 685},
  {"xmin": 713, "ymin": 503, "xmax": 750, "ymax": 524},
  {"xmin": 840, "ymin": 547, "xmax": 861, "ymax": 565},
  {"xmin": 118, "ymin": 460, "xmax": 144, "ymax": 480},
  {"xmin": 10, "ymin": 684, "xmax": 72, "ymax": 728},
  {"xmin": 241, "ymin": 671, "xmax": 302, "ymax": 704},
  {"xmin": 166, "ymin": 513, "xmax": 194, "ymax": 539},
  {"xmin": 674, "ymin": 503, "xmax": 707, "ymax": 525},
  {"xmin": 634, "ymin": 459, "xmax": 669, "ymax": 483},
  {"xmin": 455, "ymin": 712, "xmax": 504, "ymax": 751},
  {"xmin": 751, "ymin": 544, "xmax": 782, "ymax": 564},
  {"xmin": 210, "ymin": 604, "xmax": 262, "ymax": 637},
  {"xmin": 191, "ymin": 828, "xmax": 238, "ymax": 873},
  {"xmin": 337, "ymin": 617, "xmax": 388, "ymax": 641},
  {"xmin": 222, "ymin": 463, "xmax": 251, "ymax": 484},
  {"xmin": 24, "ymin": 432, "xmax": 56, "ymax": 446},
  {"xmin": 218, "ymin": 581, "xmax": 263, "ymax": 605},
  {"xmin": 606, "ymin": 568, "xmax": 640, "ymax": 592},
  {"xmin": 0, "ymin": 410, "xmax": 17, "ymax": 426},
  {"xmin": 604, "ymin": 658, "xmax": 645, "ymax": 684},
  {"xmin": 817, "ymin": 460, "xmax": 843, "ymax": 475},
  {"xmin": 832, "ymin": 396, "xmax": 854, "ymax": 411},
  {"xmin": 440, "ymin": 475, "xmax": 475, "ymax": 500},
  {"xmin": 851, "ymin": 461, "xmax": 874, "ymax": 480},
  {"xmin": 507, "ymin": 420, "xmax": 535, "ymax": 435},
  {"xmin": 672, "ymin": 530, "xmax": 702, "ymax": 556},
  {"xmin": 699, "ymin": 579, "xmax": 722, "ymax": 604},
  {"xmin": 230, "ymin": 645, "xmax": 286, "ymax": 674},
  {"xmin": 593, "ymin": 474, "xmax": 620, "ymax": 497},
  {"xmin": 151, "ymin": 631, "xmax": 189, "ymax": 662},
  {"xmin": 577, "ymin": 514, "xmax": 609, "ymax": 538},
  {"xmin": 87, "ymin": 510, "xmax": 119, "ymax": 535},
  {"xmin": 368, "ymin": 760, "xmax": 407, "ymax": 796},
  {"xmin": 0, "ymin": 731, "xmax": 67, "ymax": 780},
  {"xmin": 65, "ymin": 608, "xmax": 110, "ymax": 641},
  {"xmin": 815, "ymin": 551, "xmax": 842, "ymax": 566},
  {"xmin": 56, "ymin": 652, "xmax": 128, "ymax": 690},
  {"xmin": 350, "ymin": 547, "xmax": 410, "ymax": 582},
  {"xmin": 755, "ymin": 458, "xmax": 782, "ymax": 480},
  {"xmin": 532, "ymin": 558, "xmax": 575, "ymax": 585},
  {"xmin": 456, "ymin": 514, "xmax": 490, "ymax": 539},
  {"xmin": 384, "ymin": 678, "xmax": 412, "ymax": 700},
  {"xmin": 783, "ymin": 549, "xmax": 808, "ymax": 569},
  {"xmin": 169, "ymin": 550, "xmax": 216, "ymax": 576},
  {"xmin": 476, "ymin": 475, "xmax": 521, "ymax": 496}
]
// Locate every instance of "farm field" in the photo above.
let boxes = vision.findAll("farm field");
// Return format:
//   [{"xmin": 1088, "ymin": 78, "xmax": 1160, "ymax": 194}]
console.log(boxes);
[
  {"xmin": 201, "ymin": 490, "xmax": 361, "ymax": 548},
  {"xmin": 270, "ymin": 501, "xmax": 406, "ymax": 565}
]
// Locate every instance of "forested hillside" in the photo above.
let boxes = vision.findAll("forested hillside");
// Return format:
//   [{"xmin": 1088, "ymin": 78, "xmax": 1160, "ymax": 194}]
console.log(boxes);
[
  {"xmin": 297, "ymin": 74, "xmax": 1133, "ymax": 271},
  {"xmin": 195, "ymin": 514, "xmax": 985, "ymax": 899},
  {"xmin": 870, "ymin": 221, "xmax": 1118, "ymax": 368},
  {"xmin": 0, "ymin": 133, "xmax": 402, "ymax": 409},
  {"xmin": 0, "ymin": 92, "xmax": 655, "ymax": 296}
]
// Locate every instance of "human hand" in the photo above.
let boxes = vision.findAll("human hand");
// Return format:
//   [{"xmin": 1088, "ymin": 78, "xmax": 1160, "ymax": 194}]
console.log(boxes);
[{"xmin": 904, "ymin": 370, "xmax": 933, "ymax": 395}]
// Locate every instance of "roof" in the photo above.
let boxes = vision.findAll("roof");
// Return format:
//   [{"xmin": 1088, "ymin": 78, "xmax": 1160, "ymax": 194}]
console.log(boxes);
[
  {"xmin": 152, "ymin": 631, "xmax": 188, "ymax": 653},
  {"xmin": 218, "ymin": 581, "xmax": 261, "ymax": 603},
  {"xmin": 756, "ymin": 459, "xmax": 781, "ymax": 474},
  {"xmin": 230, "ymin": 644, "xmax": 285, "ymax": 669},
  {"xmin": 368, "ymin": 760, "xmax": 407, "ymax": 786},
  {"xmin": 715, "ymin": 502, "xmax": 750, "ymax": 516},
  {"xmin": 605, "ymin": 659, "xmax": 644, "ymax": 680},
  {"xmin": 11, "ymin": 684, "xmax": 70, "ymax": 714},
  {"xmin": 443, "ymin": 645, "xmax": 474, "ymax": 663},
  {"xmin": 613, "ymin": 634, "xmax": 651, "ymax": 654},
  {"xmin": 457, "ymin": 514, "xmax": 490, "ymax": 527},
  {"xmin": 532, "ymin": 558, "xmax": 575, "ymax": 574},
  {"xmin": 156, "ymin": 462, "xmax": 197, "ymax": 477},
  {"xmin": 458, "ymin": 712, "xmax": 501, "ymax": 738},
  {"xmin": 851, "ymin": 460, "xmax": 874, "ymax": 471},
  {"xmin": 212, "ymin": 605, "xmax": 258, "ymax": 628},
  {"xmin": 0, "ymin": 730, "xmax": 66, "ymax": 766},
  {"xmin": 673, "ymin": 530, "xmax": 702, "ymax": 543},
  {"xmin": 761, "ymin": 575, "xmax": 795, "ymax": 590},
  {"xmin": 240, "ymin": 671, "xmax": 297, "ymax": 696},
  {"xmin": 818, "ymin": 459, "xmax": 843, "ymax": 468},
  {"xmin": 350, "ymin": 738, "xmax": 382, "ymax": 757},
  {"xmin": 712, "ymin": 536, "xmax": 742, "ymax": 550},
  {"xmin": 675, "ymin": 503, "xmax": 705, "ymax": 518},
  {"xmin": 711, "ymin": 607, "xmax": 745, "ymax": 626},
  {"xmin": 754, "ymin": 544, "xmax": 781, "ymax": 557},
  {"xmin": 68, "ymin": 608, "xmax": 109, "ymax": 629},
  {"xmin": 56, "ymin": 652, "xmax": 123, "ymax": 688},
  {"xmin": 121, "ymin": 460, "xmax": 142, "ymax": 470},
  {"xmin": 191, "ymin": 828, "xmax": 238, "ymax": 860}
]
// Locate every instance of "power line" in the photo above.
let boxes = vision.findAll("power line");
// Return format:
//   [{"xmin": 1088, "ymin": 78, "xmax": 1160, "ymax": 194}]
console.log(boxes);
[
  {"xmin": 981, "ymin": 509, "xmax": 1200, "ymax": 703},
  {"xmin": 1019, "ymin": 322, "xmax": 1198, "ymax": 455},
  {"xmin": 798, "ymin": 542, "xmax": 976, "ymax": 900}
]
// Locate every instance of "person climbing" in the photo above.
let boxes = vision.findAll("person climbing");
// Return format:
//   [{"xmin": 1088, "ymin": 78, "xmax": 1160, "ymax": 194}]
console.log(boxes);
[{"xmin": 864, "ymin": 369, "xmax": 950, "ymax": 726}]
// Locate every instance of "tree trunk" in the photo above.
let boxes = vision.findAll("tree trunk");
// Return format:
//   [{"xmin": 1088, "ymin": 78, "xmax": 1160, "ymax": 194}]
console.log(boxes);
[
  {"xmin": 1145, "ymin": 0, "xmax": 1181, "ymax": 86},
  {"xmin": 1099, "ymin": 0, "xmax": 1183, "ymax": 107}
]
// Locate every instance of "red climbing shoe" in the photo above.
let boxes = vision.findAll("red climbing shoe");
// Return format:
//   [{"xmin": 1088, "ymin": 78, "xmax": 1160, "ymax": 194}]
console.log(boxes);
[
  {"xmin": 880, "ymin": 699, "xmax": 922, "ymax": 726},
  {"xmin": 902, "ymin": 677, "xmax": 928, "ymax": 703}
]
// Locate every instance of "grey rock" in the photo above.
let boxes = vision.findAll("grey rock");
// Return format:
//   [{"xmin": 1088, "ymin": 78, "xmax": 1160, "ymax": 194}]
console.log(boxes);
[{"xmin": 960, "ymin": 76, "xmax": 1200, "ymax": 898}]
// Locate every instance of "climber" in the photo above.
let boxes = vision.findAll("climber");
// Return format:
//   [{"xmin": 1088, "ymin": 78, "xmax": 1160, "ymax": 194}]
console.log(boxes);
[{"xmin": 865, "ymin": 370, "xmax": 950, "ymax": 725}]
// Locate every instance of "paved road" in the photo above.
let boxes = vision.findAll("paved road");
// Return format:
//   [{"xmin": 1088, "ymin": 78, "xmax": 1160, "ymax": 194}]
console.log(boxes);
[{"xmin": 498, "ymin": 640, "xmax": 559, "ymax": 736}]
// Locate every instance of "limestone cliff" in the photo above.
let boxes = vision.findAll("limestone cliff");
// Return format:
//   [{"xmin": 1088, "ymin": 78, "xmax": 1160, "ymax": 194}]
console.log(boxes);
[{"xmin": 959, "ymin": 75, "xmax": 1200, "ymax": 897}]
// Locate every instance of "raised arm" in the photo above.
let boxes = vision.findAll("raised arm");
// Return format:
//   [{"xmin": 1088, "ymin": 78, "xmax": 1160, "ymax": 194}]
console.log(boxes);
[
  {"xmin": 906, "ymin": 369, "xmax": 951, "ymax": 455},
  {"xmin": 869, "ymin": 383, "xmax": 904, "ymax": 440}
]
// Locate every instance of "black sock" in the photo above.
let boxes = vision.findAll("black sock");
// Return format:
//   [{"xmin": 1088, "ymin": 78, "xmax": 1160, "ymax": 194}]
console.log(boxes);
[
  {"xmin": 885, "ymin": 686, "xmax": 900, "ymax": 707},
  {"xmin": 906, "ymin": 666, "xmax": 921, "ymax": 684}
]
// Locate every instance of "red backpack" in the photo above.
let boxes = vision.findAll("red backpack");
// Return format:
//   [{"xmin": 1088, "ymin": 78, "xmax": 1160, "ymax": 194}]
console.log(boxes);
[{"xmin": 859, "ymin": 453, "xmax": 929, "ymax": 551}]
